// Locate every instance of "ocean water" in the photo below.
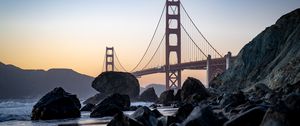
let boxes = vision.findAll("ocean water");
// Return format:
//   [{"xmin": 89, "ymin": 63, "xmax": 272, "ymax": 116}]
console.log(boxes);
[{"xmin": 0, "ymin": 100, "xmax": 177, "ymax": 126}]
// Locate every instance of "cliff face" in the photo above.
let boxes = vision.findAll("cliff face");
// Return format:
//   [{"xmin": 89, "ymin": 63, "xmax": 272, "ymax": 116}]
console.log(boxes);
[{"xmin": 211, "ymin": 9, "xmax": 300, "ymax": 91}]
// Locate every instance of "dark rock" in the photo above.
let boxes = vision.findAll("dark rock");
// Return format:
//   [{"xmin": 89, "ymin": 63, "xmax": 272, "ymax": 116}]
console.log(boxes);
[
  {"xmin": 143, "ymin": 84, "xmax": 166, "ymax": 96},
  {"xmin": 260, "ymin": 104, "xmax": 290, "ymax": 126},
  {"xmin": 260, "ymin": 93, "xmax": 300, "ymax": 126},
  {"xmin": 220, "ymin": 91, "xmax": 247, "ymax": 109},
  {"xmin": 181, "ymin": 77, "xmax": 209, "ymax": 102},
  {"xmin": 92, "ymin": 71, "xmax": 140, "ymax": 99},
  {"xmin": 181, "ymin": 105, "xmax": 227, "ymax": 126},
  {"xmin": 158, "ymin": 90, "xmax": 175, "ymax": 106},
  {"xmin": 129, "ymin": 106, "xmax": 141, "ymax": 111},
  {"xmin": 151, "ymin": 109, "xmax": 163, "ymax": 118},
  {"xmin": 91, "ymin": 104, "xmax": 122, "ymax": 118},
  {"xmin": 174, "ymin": 103, "xmax": 194, "ymax": 123},
  {"xmin": 130, "ymin": 106, "xmax": 158, "ymax": 126},
  {"xmin": 210, "ymin": 8, "xmax": 300, "ymax": 91},
  {"xmin": 90, "ymin": 93, "xmax": 130, "ymax": 117},
  {"xmin": 80, "ymin": 103, "xmax": 95, "ymax": 111},
  {"xmin": 139, "ymin": 87, "xmax": 158, "ymax": 102},
  {"xmin": 224, "ymin": 106, "xmax": 267, "ymax": 126},
  {"xmin": 184, "ymin": 93, "xmax": 207, "ymax": 104},
  {"xmin": 167, "ymin": 116, "xmax": 177, "ymax": 126},
  {"xmin": 83, "ymin": 93, "xmax": 106, "ymax": 105},
  {"xmin": 108, "ymin": 112, "xmax": 144, "ymax": 126},
  {"xmin": 157, "ymin": 116, "xmax": 168, "ymax": 126},
  {"xmin": 149, "ymin": 104, "xmax": 160, "ymax": 109},
  {"xmin": 31, "ymin": 87, "xmax": 81, "ymax": 120},
  {"xmin": 174, "ymin": 89, "xmax": 182, "ymax": 102},
  {"xmin": 284, "ymin": 93, "xmax": 300, "ymax": 112}
]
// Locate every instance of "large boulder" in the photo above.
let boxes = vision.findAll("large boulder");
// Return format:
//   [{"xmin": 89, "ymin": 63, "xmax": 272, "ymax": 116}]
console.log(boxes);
[
  {"xmin": 90, "ymin": 93, "xmax": 130, "ymax": 117},
  {"xmin": 181, "ymin": 77, "xmax": 210, "ymax": 102},
  {"xmin": 139, "ymin": 87, "xmax": 158, "ymax": 102},
  {"xmin": 31, "ymin": 87, "xmax": 81, "ymax": 120},
  {"xmin": 157, "ymin": 90, "xmax": 175, "ymax": 106},
  {"xmin": 92, "ymin": 72, "xmax": 140, "ymax": 99},
  {"xmin": 210, "ymin": 8, "xmax": 300, "ymax": 91}
]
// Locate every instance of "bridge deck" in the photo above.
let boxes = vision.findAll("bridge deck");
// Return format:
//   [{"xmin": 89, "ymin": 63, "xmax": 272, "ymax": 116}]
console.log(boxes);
[{"xmin": 132, "ymin": 56, "xmax": 236, "ymax": 77}]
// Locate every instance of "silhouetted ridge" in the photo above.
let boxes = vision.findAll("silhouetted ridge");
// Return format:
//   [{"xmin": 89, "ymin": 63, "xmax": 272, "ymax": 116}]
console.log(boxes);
[{"xmin": 0, "ymin": 62, "xmax": 96, "ymax": 99}]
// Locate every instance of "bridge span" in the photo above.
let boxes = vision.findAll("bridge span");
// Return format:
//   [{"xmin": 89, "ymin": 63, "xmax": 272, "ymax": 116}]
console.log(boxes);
[{"xmin": 101, "ymin": 0, "xmax": 236, "ymax": 90}]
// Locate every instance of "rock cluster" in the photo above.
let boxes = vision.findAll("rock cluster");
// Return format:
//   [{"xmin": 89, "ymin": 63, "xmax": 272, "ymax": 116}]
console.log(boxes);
[
  {"xmin": 107, "ymin": 78, "xmax": 300, "ymax": 126},
  {"xmin": 157, "ymin": 77, "xmax": 209, "ymax": 105}
]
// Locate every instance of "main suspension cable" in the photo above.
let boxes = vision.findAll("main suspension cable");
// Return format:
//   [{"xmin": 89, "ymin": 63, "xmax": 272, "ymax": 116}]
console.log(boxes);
[
  {"xmin": 180, "ymin": 3, "xmax": 222, "ymax": 57},
  {"xmin": 130, "ymin": 4, "xmax": 166, "ymax": 72}
]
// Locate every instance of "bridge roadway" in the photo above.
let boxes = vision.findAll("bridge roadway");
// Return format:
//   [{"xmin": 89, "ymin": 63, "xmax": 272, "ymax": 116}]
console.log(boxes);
[{"xmin": 132, "ymin": 56, "xmax": 237, "ymax": 77}]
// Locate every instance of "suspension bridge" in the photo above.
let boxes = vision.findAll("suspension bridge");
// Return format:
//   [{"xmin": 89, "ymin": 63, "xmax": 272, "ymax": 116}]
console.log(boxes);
[{"xmin": 101, "ymin": 0, "xmax": 236, "ymax": 90}]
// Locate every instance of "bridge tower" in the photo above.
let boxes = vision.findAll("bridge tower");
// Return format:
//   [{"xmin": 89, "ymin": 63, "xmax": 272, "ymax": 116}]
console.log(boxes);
[
  {"xmin": 105, "ymin": 47, "xmax": 114, "ymax": 71},
  {"xmin": 165, "ymin": 0, "xmax": 181, "ymax": 90},
  {"xmin": 207, "ymin": 52, "xmax": 232, "ymax": 86}
]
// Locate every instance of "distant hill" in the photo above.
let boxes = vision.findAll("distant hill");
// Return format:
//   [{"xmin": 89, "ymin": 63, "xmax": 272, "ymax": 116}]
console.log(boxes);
[
  {"xmin": 0, "ymin": 62, "xmax": 96, "ymax": 99},
  {"xmin": 140, "ymin": 84, "xmax": 165, "ymax": 96}
]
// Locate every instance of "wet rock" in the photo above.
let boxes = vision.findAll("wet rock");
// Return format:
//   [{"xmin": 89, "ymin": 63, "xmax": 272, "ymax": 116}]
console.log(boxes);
[
  {"xmin": 80, "ymin": 103, "xmax": 95, "ymax": 111},
  {"xmin": 284, "ymin": 93, "xmax": 300, "ymax": 112},
  {"xmin": 108, "ymin": 112, "xmax": 144, "ymax": 126},
  {"xmin": 174, "ymin": 103, "xmax": 194, "ymax": 123},
  {"xmin": 31, "ymin": 87, "xmax": 81, "ymax": 120},
  {"xmin": 90, "ymin": 93, "xmax": 130, "ymax": 117},
  {"xmin": 151, "ymin": 109, "xmax": 163, "ymax": 118},
  {"xmin": 220, "ymin": 91, "xmax": 247, "ymax": 110},
  {"xmin": 149, "ymin": 104, "xmax": 160, "ymax": 109},
  {"xmin": 224, "ymin": 106, "xmax": 267, "ymax": 126},
  {"xmin": 253, "ymin": 83, "xmax": 272, "ymax": 95},
  {"xmin": 181, "ymin": 77, "xmax": 209, "ymax": 102},
  {"xmin": 91, "ymin": 104, "xmax": 123, "ymax": 118},
  {"xmin": 130, "ymin": 106, "xmax": 158, "ymax": 126},
  {"xmin": 181, "ymin": 105, "xmax": 227, "ymax": 126},
  {"xmin": 174, "ymin": 89, "xmax": 182, "ymax": 102},
  {"xmin": 158, "ymin": 90, "xmax": 175, "ymax": 106},
  {"xmin": 129, "ymin": 106, "xmax": 142, "ymax": 111},
  {"xmin": 260, "ymin": 93, "xmax": 300, "ymax": 126},
  {"xmin": 83, "ymin": 93, "xmax": 106, "ymax": 105},
  {"xmin": 92, "ymin": 71, "xmax": 140, "ymax": 99},
  {"xmin": 184, "ymin": 94, "xmax": 208, "ymax": 104},
  {"xmin": 157, "ymin": 116, "xmax": 168, "ymax": 126},
  {"xmin": 167, "ymin": 116, "xmax": 177, "ymax": 126},
  {"xmin": 139, "ymin": 87, "xmax": 158, "ymax": 102}
]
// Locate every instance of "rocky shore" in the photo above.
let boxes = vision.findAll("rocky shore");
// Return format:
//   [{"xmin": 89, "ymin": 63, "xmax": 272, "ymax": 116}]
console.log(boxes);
[{"xmin": 31, "ymin": 8, "xmax": 300, "ymax": 126}]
